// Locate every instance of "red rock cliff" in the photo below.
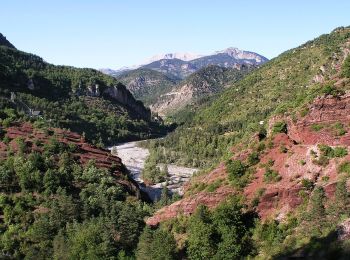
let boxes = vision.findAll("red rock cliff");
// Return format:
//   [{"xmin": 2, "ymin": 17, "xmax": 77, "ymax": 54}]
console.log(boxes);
[{"xmin": 147, "ymin": 93, "xmax": 350, "ymax": 226}]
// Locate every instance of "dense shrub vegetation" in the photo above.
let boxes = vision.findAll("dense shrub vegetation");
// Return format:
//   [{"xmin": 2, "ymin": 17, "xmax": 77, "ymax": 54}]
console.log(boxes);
[
  {"xmin": 139, "ymin": 179, "xmax": 350, "ymax": 259},
  {"xmin": 0, "ymin": 132, "xmax": 149, "ymax": 259}
]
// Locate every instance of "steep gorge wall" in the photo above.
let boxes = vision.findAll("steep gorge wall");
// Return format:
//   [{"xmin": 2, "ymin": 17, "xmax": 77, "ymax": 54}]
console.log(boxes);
[{"xmin": 103, "ymin": 83, "xmax": 151, "ymax": 120}]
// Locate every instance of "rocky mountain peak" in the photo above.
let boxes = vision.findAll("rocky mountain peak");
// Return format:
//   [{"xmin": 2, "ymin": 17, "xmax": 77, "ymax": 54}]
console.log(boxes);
[
  {"xmin": 147, "ymin": 52, "xmax": 203, "ymax": 63},
  {"xmin": 215, "ymin": 47, "xmax": 268, "ymax": 62}
]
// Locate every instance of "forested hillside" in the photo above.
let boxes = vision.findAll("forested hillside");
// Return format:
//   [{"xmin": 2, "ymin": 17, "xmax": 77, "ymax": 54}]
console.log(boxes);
[
  {"xmin": 142, "ymin": 26, "xmax": 350, "ymax": 259},
  {"xmin": 0, "ymin": 121, "xmax": 151, "ymax": 258},
  {"xmin": 146, "ymin": 26, "xmax": 350, "ymax": 168},
  {"xmin": 2, "ymin": 23, "xmax": 350, "ymax": 259},
  {"xmin": 0, "ymin": 42, "xmax": 167, "ymax": 146}
]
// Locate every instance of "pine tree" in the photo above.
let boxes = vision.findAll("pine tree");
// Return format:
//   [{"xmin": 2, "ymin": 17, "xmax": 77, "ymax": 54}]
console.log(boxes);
[
  {"xmin": 187, "ymin": 205, "xmax": 216, "ymax": 259},
  {"xmin": 158, "ymin": 184, "xmax": 170, "ymax": 207},
  {"xmin": 305, "ymin": 186, "xmax": 327, "ymax": 236},
  {"xmin": 136, "ymin": 226, "xmax": 153, "ymax": 260},
  {"xmin": 333, "ymin": 180, "xmax": 349, "ymax": 216}
]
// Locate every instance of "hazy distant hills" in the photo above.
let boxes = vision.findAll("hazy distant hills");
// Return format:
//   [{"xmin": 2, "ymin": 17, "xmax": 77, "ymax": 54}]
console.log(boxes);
[
  {"xmin": 98, "ymin": 48, "xmax": 267, "ymax": 114},
  {"xmin": 141, "ymin": 58, "xmax": 198, "ymax": 80},
  {"xmin": 147, "ymin": 52, "xmax": 203, "ymax": 63},
  {"xmin": 101, "ymin": 47, "xmax": 267, "ymax": 79}
]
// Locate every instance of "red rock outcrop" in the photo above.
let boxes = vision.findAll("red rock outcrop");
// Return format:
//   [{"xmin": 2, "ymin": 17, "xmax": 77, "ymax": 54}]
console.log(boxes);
[
  {"xmin": 147, "ymin": 93, "xmax": 350, "ymax": 226},
  {"xmin": 0, "ymin": 122, "xmax": 141, "ymax": 197},
  {"xmin": 287, "ymin": 93, "xmax": 350, "ymax": 145}
]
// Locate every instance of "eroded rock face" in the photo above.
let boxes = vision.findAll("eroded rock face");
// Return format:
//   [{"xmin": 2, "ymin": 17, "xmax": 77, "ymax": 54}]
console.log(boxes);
[
  {"xmin": 250, "ymin": 93, "xmax": 350, "ymax": 218},
  {"xmin": 0, "ymin": 122, "xmax": 141, "ymax": 197},
  {"xmin": 147, "ymin": 94, "xmax": 350, "ymax": 226},
  {"xmin": 103, "ymin": 84, "xmax": 151, "ymax": 121},
  {"xmin": 288, "ymin": 93, "xmax": 350, "ymax": 145},
  {"xmin": 150, "ymin": 84, "xmax": 194, "ymax": 116},
  {"xmin": 150, "ymin": 65, "xmax": 251, "ymax": 116}
]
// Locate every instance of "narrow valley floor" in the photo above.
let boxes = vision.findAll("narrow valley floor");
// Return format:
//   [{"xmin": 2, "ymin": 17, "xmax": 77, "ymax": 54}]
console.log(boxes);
[{"xmin": 111, "ymin": 141, "xmax": 198, "ymax": 201}]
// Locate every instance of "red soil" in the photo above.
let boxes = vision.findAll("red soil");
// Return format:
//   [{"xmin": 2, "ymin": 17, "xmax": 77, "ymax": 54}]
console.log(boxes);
[
  {"xmin": 147, "ymin": 93, "xmax": 350, "ymax": 226},
  {"xmin": 0, "ymin": 122, "xmax": 140, "ymax": 196}
]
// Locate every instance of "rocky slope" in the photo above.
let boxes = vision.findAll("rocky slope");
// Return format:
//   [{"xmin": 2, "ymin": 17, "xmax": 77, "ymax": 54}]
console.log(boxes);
[
  {"xmin": 150, "ymin": 64, "xmax": 254, "ymax": 116},
  {"xmin": 141, "ymin": 58, "xmax": 197, "ymax": 80},
  {"xmin": 190, "ymin": 47, "xmax": 267, "ymax": 69},
  {"xmin": 116, "ymin": 68, "xmax": 179, "ymax": 105},
  {"xmin": 101, "ymin": 48, "xmax": 266, "ymax": 111},
  {"xmin": 147, "ymin": 92, "xmax": 350, "ymax": 225},
  {"xmin": 147, "ymin": 52, "xmax": 203, "ymax": 63},
  {"xmin": 140, "ymin": 47, "xmax": 267, "ymax": 80},
  {"xmin": 103, "ymin": 83, "xmax": 151, "ymax": 120}
]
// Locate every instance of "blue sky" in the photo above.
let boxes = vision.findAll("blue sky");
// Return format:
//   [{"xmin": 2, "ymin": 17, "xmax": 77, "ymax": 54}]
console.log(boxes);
[{"xmin": 1, "ymin": 0, "xmax": 349, "ymax": 69}]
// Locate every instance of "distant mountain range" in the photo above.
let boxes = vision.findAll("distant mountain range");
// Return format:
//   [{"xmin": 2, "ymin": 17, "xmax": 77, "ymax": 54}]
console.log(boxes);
[
  {"xmin": 147, "ymin": 52, "xmax": 203, "ymax": 63},
  {"xmin": 100, "ymin": 47, "xmax": 268, "ymax": 79},
  {"xmin": 103, "ymin": 47, "xmax": 267, "ymax": 114}
]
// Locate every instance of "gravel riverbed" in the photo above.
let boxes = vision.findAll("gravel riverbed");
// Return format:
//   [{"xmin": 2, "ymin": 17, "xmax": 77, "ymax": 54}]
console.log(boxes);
[{"xmin": 110, "ymin": 141, "xmax": 198, "ymax": 201}]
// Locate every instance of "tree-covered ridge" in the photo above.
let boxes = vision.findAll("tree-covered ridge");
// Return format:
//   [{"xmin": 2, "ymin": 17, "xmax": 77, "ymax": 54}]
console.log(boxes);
[
  {"xmin": 0, "ymin": 122, "xmax": 150, "ymax": 259},
  {"xmin": 0, "ymin": 33, "xmax": 15, "ymax": 49},
  {"xmin": 147, "ymin": 26, "xmax": 350, "ymax": 168},
  {"xmin": 0, "ymin": 45, "xmax": 116, "ymax": 95},
  {"xmin": 0, "ymin": 40, "xmax": 167, "ymax": 146}
]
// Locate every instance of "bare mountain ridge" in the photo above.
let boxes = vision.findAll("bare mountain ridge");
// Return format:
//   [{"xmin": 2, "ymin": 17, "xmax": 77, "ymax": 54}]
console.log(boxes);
[{"xmin": 101, "ymin": 47, "xmax": 268, "ymax": 79}]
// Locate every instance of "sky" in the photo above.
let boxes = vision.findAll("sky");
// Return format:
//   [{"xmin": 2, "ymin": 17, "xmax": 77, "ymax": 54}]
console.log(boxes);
[{"xmin": 1, "ymin": 0, "xmax": 350, "ymax": 69}]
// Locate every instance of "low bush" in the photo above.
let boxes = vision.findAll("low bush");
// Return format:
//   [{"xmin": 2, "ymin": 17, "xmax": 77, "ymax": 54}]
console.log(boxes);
[
  {"xmin": 338, "ymin": 161, "xmax": 350, "ymax": 174},
  {"xmin": 272, "ymin": 121, "xmax": 287, "ymax": 134},
  {"xmin": 333, "ymin": 122, "xmax": 347, "ymax": 136},
  {"xmin": 312, "ymin": 155, "xmax": 329, "ymax": 166},
  {"xmin": 342, "ymin": 55, "xmax": 350, "ymax": 78},
  {"xmin": 333, "ymin": 147, "xmax": 348, "ymax": 158},
  {"xmin": 301, "ymin": 178, "xmax": 314, "ymax": 190},
  {"xmin": 263, "ymin": 169, "xmax": 282, "ymax": 183},
  {"xmin": 310, "ymin": 124, "xmax": 324, "ymax": 132}
]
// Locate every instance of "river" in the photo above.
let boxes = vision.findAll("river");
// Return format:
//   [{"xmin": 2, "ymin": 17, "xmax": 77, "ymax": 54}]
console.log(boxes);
[{"xmin": 110, "ymin": 141, "xmax": 198, "ymax": 201}]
